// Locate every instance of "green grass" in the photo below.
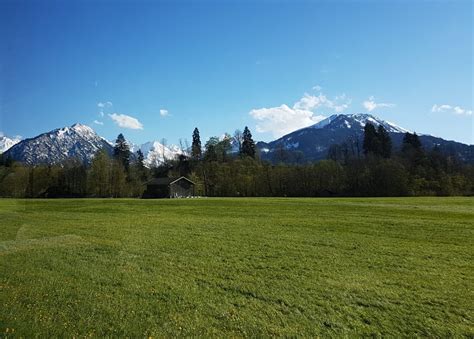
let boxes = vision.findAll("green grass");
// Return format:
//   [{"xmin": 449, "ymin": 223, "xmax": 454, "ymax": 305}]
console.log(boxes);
[{"xmin": 0, "ymin": 197, "xmax": 473, "ymax": 337}]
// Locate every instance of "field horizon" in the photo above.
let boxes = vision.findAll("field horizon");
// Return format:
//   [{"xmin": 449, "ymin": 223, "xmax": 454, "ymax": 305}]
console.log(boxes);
[{"xmin": 1, "ymin": 197, "xmax": 473, "ymax": 336}]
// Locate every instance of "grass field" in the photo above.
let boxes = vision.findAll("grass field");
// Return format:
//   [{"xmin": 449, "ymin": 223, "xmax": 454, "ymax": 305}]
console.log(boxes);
[{"xmin": 0, "ymin": 197, "xmax": 473, "ymax": 337}]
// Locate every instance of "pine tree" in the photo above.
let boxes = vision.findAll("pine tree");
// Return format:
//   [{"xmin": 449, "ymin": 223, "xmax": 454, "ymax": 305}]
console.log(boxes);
[
  {"xmin": 402, "ymin": 132, "xmax": 422, "ymax": 153},
  {"xmin": 377, "ymin": 125, "xmax": 392, "ymax": 158},
  {"xmin": 216, "ymin": 134, "xmax": 232, "ymax": 162},
  {"xmin": 241, "ymin": 126, "xmax": 256, "ymax": 158},
  {"xmin": 136, "ymin": 149, "xmax": 145, "ymax": 168},
  {"xmin": 401, "ymin": 132, "xmax": 426, "ymax": 174},
  {"xmin": 363, "ymin": 123, "xmax": 380, "ymax": 155},
  {"xmin": 192, "ymin": 128, "xmax": 202, "ymax": 159},
  {"xmin": 204, "ymin": 137, "xmax": 219, "ymax": 162},
  {"xmin": 135, "ymin": 149, "xmax": 148, "ymax": 181},
  {"xmin": 113, "ymin": 133, "xmax": 131, "ymax": 171}
]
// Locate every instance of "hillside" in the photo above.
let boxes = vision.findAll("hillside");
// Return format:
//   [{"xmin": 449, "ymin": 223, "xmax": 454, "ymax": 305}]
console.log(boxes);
[{"xmin": 257, "ymin": 114, "xmax": 473, "ymax": 163}]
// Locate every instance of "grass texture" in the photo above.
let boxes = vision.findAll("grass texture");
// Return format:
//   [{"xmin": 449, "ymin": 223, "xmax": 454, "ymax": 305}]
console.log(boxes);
[{"xmin": 0, "ymin": 197, "xmax": 473, "ymax": 336}]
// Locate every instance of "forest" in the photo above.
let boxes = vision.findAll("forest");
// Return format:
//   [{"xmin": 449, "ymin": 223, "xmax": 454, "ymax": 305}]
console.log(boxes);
[{"xmin": 0, "ymin": 124, "xmax": 473, "ymax": 198}]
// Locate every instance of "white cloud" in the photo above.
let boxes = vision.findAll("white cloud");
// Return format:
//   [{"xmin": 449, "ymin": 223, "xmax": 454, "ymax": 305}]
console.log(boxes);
[
  {"xmin": 108, "ymin": 113, "xmax": 144, "ymax": 130},
  {"xmin": 249, "ymin": 90, "xmax": 350, "ymax": 138},
  {"xmin": 98, "ymin": 101, "xmax": 113, "ymax": 108},
  {"xmin": 432, "ymin": 104, "xmax": 472, "ymax": 116},
  {"xmin": 312, "ymin": 85, "xmax": 322, "ymax": 91},
  {"xmin": 93, "ymin": 120, "xmax": 104, "ymax": 125},
  {"xmin": 160, "ymin": 109, "xmax": 169, "ymax": 117},
  {"xmin": 250, "ymin": 104, "xmax": 326, "ymax": 138},
  {"xmin": 293, "ymin": 93, "xmax": 324, "ymax": 111},
  {"xmin": 98, "ymin": 101, "xmax": 113, "ymax": 117},
  {"xmin": 363, "ymin": 96, "xmax": 395, "ymax": 112}
]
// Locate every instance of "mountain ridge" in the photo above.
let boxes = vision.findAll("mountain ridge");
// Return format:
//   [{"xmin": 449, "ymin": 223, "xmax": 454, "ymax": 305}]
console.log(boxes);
[
  {"xmin": 3, "ymin": 123, "xmax": 184, "ymax": 167},
  {"xmin": 3, "ymin": 114, "xmax": 473, "ymax": 166},
  {"xmin": 257, "ymin": 113, "xmax": 473, "ymax": 163},
  {"xmin": 3, "ymin": 123, "xmax": 114, "ymax": 165}
]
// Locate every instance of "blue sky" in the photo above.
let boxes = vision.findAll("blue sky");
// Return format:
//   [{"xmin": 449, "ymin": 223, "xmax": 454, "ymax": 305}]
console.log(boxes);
[{"xmin": 1, "ymin": 0, "xmax": 472, "ymax": 145}]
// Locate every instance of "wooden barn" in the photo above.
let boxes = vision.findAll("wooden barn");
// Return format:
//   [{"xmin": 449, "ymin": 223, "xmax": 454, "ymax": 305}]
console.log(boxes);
[{"xmin": 142, "ymin": 176, "xmax": 195, "ymax": 199}]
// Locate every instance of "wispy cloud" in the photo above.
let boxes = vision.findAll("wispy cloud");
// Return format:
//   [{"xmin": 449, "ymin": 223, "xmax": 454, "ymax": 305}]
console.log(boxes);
[
  {"xmin": 363, "ymin": 96, "xmax": 395, "ymax": 112},
  {"xmin": 93, "ymin": 120, "xmax": 104, "ymax": 126},
  {"xmin": 160, "ymin": 109, "xmax": 169, "ymax": 117},
  {"xmin": 97, "ymin": 101, "xmax": 113, "ymax": 109},
  {"xmin": 432, "ymin": 104, "xmax": 472, "ymax": 116},
  {"xmin": 249, "ymin": 88, "xmax": 351, "ymax": 138},
  {"xmin": 108, "ymin": 113, "xmax": 144, "ymax": 130},
  {"xmin": 97, "ymin": 101, "xmax": 113, "ymax": 117}
]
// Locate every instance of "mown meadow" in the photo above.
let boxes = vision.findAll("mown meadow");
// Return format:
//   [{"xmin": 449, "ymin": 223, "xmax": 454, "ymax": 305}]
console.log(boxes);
[{"xmin": 0, "ymin": 197, "xmax": 473, "ymax": 336}]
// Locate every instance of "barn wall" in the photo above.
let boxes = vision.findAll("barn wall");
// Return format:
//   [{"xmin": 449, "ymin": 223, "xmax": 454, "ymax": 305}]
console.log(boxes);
[{"xmin": 170, "ymin": 180, "xmax": 193, "ymax": 198}]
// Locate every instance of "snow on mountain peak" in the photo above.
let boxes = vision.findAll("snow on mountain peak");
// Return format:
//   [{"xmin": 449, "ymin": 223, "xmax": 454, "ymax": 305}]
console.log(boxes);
[
  {"xmin": 3, "ymin": 123, "xmax": 111, "ymax": 165},
  {"xmin": 71, "ymin": 123, "xmax": 95, "ymax": 135},
  {"xmin": 137, "ymin": 140, "xmax": 184, "ymax": 167},
  {"xmin": 0, "ymin": 135, "xmax": 22, "ymax": 153},
  {"xmin": 310, "ymin": 113, "xmax": 409, "ymax": 133}
]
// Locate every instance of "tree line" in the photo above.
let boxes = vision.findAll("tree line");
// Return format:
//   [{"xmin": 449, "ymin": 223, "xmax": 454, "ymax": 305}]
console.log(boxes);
[{"xmin": 0, "ymin": 124, "xmax": 473, "ymax": 198}]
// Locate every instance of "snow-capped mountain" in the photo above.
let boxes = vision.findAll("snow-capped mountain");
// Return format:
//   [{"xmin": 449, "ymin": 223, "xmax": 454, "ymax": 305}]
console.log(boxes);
[
  {"xmin": 3, "ymin": 123, "xmax": 185, "ymax": 167},
  {"xmin": 3, "ymin": 123, "xmax": 113, "ymax": 165},
  {"xmin": 257, "ymin": 113, "xmax": 473, "ymax": 163},
  {"xmin": 0, "ymin": 135, "xmax": 21, "ymax": 153},
  {"xmin": 136, "ymin": 141, "xmax": 184, "ymax": 167},
  {"xmin": 309, "ymin": 113, "xmax": 410, "ymax": 133},
  {"xmin": 3, "ymin": 117, "xmax": 472, "ymax": 166}
]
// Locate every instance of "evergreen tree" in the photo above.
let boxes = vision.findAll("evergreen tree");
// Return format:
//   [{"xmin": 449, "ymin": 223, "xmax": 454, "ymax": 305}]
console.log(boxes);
[
  {"xmin": 402, "ymin": 132, "xmax": 422, "ymax": 153},
  {"xmin": 363, "ymin": 123, "xmax": 380, "ymax": 155},
  {"xmin": 113, "ymin": 133, "xmax": 130, "ymax": 171},
  {"xmin": 241, "ymin": 126, "xmax": 256, "ymax": 158},
  {"xmin": 135, "ymin": 149, "xmax": 148, "ymax": 182},
  {"xmin": 204, "ymin": 137, "xmax": 219, "ymax": 162},
  {"xmin": 377, "ymin": 125, "xmax": 392, "ymax": 158},
  {"xmin": 216, "ymin": 134, "xmax": 232, "ymax": 162},
  {"xmin": 191, "ymin": 128, "xmax": 202, "ymax": 159},
  {"xmin": 136, "ymin": 149, "xmax": 145, "ymax": 169}
]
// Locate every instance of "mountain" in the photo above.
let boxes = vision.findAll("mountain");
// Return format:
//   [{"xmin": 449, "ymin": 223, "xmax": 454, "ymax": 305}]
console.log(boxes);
[
  {"xmin": 3, "ymin": 123, "xmax": 113, "ymax": 165},
  {"xmin": 257, "ymin": 113, "xmax": 474, "ymax": 163},
  {"xmin": 0, "ymin": 135, "xmax": 21, "ymax": 153},
  {"xmin": 132, "ymin": 141, "xmax": 184, "ymax": 167},
  {"xmin": 4, "ymin": 123, "xmax": 184, "ymax": 167},
  {"xmin": 4, "ymin": 116, "xmax": 472, "ymax": 166}
]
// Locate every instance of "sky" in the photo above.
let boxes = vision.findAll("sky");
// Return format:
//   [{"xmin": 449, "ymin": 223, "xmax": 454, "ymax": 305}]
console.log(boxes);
[{"xmin": 0, "ymin": 0, "xmax": 472, "ymax": 146}]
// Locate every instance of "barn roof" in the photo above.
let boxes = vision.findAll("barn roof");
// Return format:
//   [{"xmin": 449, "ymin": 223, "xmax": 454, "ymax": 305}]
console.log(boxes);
[{"xmin": 146, "ymin": 176, "xmax": 195, "ymax": 186}]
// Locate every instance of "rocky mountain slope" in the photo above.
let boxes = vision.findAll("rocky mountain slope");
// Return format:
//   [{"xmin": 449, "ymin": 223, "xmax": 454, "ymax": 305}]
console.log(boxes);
[{"xmin": 3, "ymin": 124, "xmax": 113, "ymax": 165}]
